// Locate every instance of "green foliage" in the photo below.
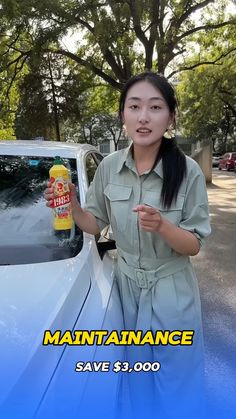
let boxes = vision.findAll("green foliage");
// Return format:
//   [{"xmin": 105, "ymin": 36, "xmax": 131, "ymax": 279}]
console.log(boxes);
[
  {"xmin": 0, "ymin": 127, "xmax": 16, "ymax": 140},
  {"xmin": 77, "ymin": 111, "xmax": 126, "ymax": 149},
  {"xmin": 177, "ymin": 37, "xmax": 236, "ymax": 152},
  {"xmin": 0, "ymin": 80, "xmax": 18, "ymax": 140},
  {"xmin": 15, "ymin": 71, "xmax": 52, "ymax": 139},
  {"xmin": 0, "ymin": 0, "xmax": 235, "ymax": 143},
  {"xmin": 60, "ymin": 82, "xmax": 121, "ymax": 144},
  {"xmin": 0, "ymin": 36, "xmax": 24, "ymax": 139},
  {"xmin": 2, "ymin": 0, "xmax": 235, "ymax": 84}
]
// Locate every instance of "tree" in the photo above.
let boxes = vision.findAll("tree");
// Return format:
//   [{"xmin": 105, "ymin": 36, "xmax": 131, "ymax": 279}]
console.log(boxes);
[
  {"xmin": 1, "ymin": 0, "xmax": 235, "ymax": 91},
  {"xmin": 0, "ymin": 35, "xmax": 23, "ymax": 139},
  {"xmin": 15, "ymin": 71, "xmax": 53, "ymax": 140},
  {"xmin": 0, "ymin": 75, "xmax": 19, "ymax": 139},
  {"xmin": 176, "ymin": 24, "xmax": 236, "ymax": 153},
  {"xmin": 14, "ymin": 52, "xmax": 97, "ymax": 140},
  {"xmin": 1, "ymin": 0, "xmax": 235, "ymax": 144},
  {"xmin": 60, "ymin": 82, "xmax": 122, "ymax": 146},
  {"xmin": 77, "ymin": 112, "xmax": 126, "ymax": 149}
]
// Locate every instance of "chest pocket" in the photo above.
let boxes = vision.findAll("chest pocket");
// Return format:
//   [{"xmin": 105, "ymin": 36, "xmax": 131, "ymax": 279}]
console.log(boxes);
[
  {"xmin": 143, "ymin": 190, "xmax": 185, "ymax": 225},
  {"xmin": 104, "ymin": 184, "xmax": 132, "ymax": 232}
]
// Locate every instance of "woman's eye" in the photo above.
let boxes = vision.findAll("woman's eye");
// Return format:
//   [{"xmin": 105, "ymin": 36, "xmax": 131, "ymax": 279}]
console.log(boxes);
[
  {"xmin": 129, "ymin": 105, "xmax": 138, "ymax": 110},
  {"xmin": 151, "ymin": 105, "xmax": 161, "ymax": 110}
]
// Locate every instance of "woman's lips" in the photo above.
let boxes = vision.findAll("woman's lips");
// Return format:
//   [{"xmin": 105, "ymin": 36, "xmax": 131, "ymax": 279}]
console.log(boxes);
[{"xmin": 136, "ymin": 128, "xmax": 152, "ymax": 133}]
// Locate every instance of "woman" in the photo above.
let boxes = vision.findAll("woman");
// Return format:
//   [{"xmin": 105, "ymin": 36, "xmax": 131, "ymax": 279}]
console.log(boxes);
[{"xmin": 45, "ymin": 72, "xmax": 211, "ymax": 418}]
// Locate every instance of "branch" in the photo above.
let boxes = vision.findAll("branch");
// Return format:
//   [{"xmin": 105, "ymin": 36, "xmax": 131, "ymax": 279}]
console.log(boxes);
[
  {"xmin": 5, "ymin": 55, "xmax": 28, "ymax": 99},
  {"xmin": 1, "ymin": 34, "xmax": 21, "ymax": 59},
  {"xmin": 167, "ymin": 47, "xmax": 236, "ymax": 79},
  {"xmin": 47, "ymin": 14, "xmax": 95, "ymax": 37},
  {"xmin": 128, "ymin": 0, "xmax": 158, "ymax": 69},
  {"xmin": 4, "ymin": 43, "xmax": 31, "ymax": 57},
  {"xmin": 73, "ymin": 16, "xmax": 95, "ymax": 34},
  {"xmin": 5, "ymin": 32, "xmax": 21, "ymax": 51},
  {"xmin": 177, "ymin": 0, "xmax": 214, "ymax": 27},
  {"xmin": 0, "ymin": 51, "xmax": 30, "ymax": 73},
  {"xmin": 102, "ymin": 48, "xmax": 128, "ymax": 82},
  {"xmin": 177, "ymin": 20, "xmax": 236, "ymax": 42},
  {"xmin": 129, "ymin": 0, "xmax": 149, "ymax": 49},
  {"xmin": 149, "ymin": 0, "xmax": 159, "ymax": 44},
  {"xmin": 172, "ymin": 48, "xmax": 187, "ymax": 59},
  {"xmin": 165, "ymin": 1, "xmax": 230, "ymax": 62},
  {"xmin": 220, "ymin": 99, "xmax": 236, "ymax": 118},
  {"xmin": 52, "ymin": 48, "xmax": 122, "ymax": 90},
  {"xmin": 144, "ymin": 0, "xmax": 159, "ymax": 35},
  {"xmin": 158, "ymin": 1, "xmax": 169, "ymax": 39},
  {"xmin": 218, "ymin": 88, "xmax": 234, "ymax": 97}
]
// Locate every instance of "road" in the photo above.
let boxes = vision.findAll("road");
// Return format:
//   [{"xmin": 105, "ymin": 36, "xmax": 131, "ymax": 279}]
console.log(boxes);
[{"xmin": 191, "ymin": 168, "xmax": 236, "ymax": 419}]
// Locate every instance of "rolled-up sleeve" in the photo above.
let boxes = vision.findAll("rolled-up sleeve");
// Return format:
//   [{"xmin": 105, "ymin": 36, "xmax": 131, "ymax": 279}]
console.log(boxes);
[
  {"xmin": 179, "ymin": 164, "xmax": 211, "ymax": 247},
  {"xmin": 84, "ymin": 161, "xmax": 110, "ymax": 231}
]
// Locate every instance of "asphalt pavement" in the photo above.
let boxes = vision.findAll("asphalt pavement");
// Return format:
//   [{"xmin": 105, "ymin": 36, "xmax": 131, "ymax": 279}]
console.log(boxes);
[{"xmin": 191, "ymin": 168, "xmax": 236, "ymax": 419}]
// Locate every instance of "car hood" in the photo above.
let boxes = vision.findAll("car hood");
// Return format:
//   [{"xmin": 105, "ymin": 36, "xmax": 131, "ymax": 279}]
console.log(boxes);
[{"xmin": 0, "ymin": 247, "xmax": 92, "ymax": 405}]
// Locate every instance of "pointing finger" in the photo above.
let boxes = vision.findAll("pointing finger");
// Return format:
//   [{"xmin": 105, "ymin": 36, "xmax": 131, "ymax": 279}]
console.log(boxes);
[{"xmin": 133, "ymin": 204, "xmax": 157, "ymax": 214}]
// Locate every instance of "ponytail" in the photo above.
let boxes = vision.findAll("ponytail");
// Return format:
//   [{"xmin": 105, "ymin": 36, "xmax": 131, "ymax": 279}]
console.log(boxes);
[{"xmin": 158, "ymin": 137, "xmax": 187, "ymax": 209}]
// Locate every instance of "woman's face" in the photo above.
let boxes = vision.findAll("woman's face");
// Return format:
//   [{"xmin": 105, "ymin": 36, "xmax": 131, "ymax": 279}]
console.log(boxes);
[{"xmin": 123, "ymin": 80, "xmax": 173, "ymax": 148}]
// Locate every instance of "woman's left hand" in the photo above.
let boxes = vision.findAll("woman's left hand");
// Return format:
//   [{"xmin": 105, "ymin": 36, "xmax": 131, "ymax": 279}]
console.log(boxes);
[{"xmin": 133, "ymin": 204, "xmax": 163, "ymax": 232}]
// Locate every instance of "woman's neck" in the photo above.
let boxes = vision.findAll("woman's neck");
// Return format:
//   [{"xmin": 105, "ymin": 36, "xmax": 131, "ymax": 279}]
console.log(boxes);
[{"xmin": 132, "ymin": 143, "xmax": 161, "ymax": 174}]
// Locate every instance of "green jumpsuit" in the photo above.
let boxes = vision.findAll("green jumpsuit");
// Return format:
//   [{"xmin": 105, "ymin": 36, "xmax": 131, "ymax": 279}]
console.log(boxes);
[{"xmin": 85, "ymin": 145, "xmax": 211, "ymax": 419}]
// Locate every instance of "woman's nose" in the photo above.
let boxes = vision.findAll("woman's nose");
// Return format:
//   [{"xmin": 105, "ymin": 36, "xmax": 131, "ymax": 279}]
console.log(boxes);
[{"xmin": 138, "ymin": 108, "xmax": 149, "ymax": 123}]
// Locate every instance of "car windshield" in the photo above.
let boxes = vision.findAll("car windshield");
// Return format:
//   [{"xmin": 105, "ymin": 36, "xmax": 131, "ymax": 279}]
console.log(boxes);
[{"xmin": 0, "ymin": 155, "xmax": 83, "ymax": 265}]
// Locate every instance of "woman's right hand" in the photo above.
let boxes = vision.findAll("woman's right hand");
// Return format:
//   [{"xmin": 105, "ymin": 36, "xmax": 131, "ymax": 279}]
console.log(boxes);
[
  {"xmin": 44, "ymin": 181, "xmax": 101, "ymax": 235},
  {"xmin": 44, "ymin": 182, "xmax": 78, "ymax": 208},
  {"xmin": 44, "ymin": 182, "xmax": 54, "ymax": 208},
  {"xmin": 44, "ymin": 181, "xmax": 100, "ymax": 234}
]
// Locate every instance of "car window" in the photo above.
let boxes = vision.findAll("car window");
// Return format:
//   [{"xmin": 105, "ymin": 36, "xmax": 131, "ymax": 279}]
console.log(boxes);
[
  {"xmin": 93, "ymin": 153, "xmax": 104, "ymax": 166},
  {"xmin": 85, "ymin": 153, "xmax": 103, "ymax": 185},
  {"xmin": 0, "ymin": 155, "xmax": 83, "ymax": 265},
  {"xmin": 84, "ymin": 152, "xmax": 109, "ymax": 246}
]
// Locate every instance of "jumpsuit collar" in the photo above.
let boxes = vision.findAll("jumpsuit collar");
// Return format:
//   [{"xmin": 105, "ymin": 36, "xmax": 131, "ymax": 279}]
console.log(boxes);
[{"xmin": 116, "ymin": 143, "xmax": 163, "ymax": 179}]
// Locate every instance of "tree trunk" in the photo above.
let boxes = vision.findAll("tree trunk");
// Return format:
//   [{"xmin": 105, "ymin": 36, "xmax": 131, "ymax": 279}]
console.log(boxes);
[{"xmin": 48, "ymin": 54, "xmax": 61, "ymax": 142}]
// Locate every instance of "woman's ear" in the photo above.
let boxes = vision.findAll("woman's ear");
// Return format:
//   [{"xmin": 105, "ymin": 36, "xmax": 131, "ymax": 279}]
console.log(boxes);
[{"xmin": 164, "ymin": 113, "xmax": 176, "ymax": 139}]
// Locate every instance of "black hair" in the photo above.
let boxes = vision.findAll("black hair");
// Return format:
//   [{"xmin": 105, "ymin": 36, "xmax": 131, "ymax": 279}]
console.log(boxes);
[{"xmin": 119, "ymin": 71, "xmax": 187, "ymax": 209}]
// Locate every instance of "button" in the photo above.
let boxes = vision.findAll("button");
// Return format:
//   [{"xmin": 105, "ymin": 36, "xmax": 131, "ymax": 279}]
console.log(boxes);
[{"xmin": 136, "ymin": 271, "xmax": 143, "ymax": 280}]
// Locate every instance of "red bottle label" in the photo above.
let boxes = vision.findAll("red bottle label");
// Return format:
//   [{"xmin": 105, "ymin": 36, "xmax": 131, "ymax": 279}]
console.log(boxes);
[{"xmin": 52, "ymin": 192, "xmax": 71, "ymax": 208}]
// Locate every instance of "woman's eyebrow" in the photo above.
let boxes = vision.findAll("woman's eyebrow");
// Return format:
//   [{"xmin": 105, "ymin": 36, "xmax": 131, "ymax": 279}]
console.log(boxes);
[{"xmin": 127, "ymin": 96, "xmax": 165, "ymax": 101}]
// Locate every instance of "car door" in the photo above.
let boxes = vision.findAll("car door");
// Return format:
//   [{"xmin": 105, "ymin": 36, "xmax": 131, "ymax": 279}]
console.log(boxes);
[
  {"xmin": 32, "ymin": 151, "xmax": 123, "ymax": 419},
  {"xmin": 0, "ymin": 152, "xmax": 94, "ymax": 417}
]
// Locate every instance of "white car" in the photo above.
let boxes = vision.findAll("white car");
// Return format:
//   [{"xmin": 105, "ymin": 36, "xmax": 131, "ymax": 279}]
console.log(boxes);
[{"xmin": 0, "ymin": 141, "xmax": 123, "ymax": 419}]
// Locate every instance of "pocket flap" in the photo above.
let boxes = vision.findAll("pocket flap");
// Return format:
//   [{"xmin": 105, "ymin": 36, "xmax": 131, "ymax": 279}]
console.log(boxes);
[
  {"xmin": 144, "ymin": 190, "xmax": 184, "ymax": 211},
  {"xmin": 161, "ymin": 195, "xmax": 184, "ymax": 211},
  {"xmin": 104, "ymin": 184, "xmax": 132, "ymax": 201}
]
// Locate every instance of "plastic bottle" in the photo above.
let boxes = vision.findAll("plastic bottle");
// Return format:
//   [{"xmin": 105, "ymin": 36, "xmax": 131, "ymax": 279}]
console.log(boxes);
[{"xmin": 49, "ymin": 156, "xmax": 73, "ymax": 231}]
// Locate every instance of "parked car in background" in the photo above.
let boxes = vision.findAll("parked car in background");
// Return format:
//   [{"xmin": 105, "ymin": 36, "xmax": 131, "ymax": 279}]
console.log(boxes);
[
  {"xmin": 212, "ymin": 153, "xmax": 221, "ymax": 167},
  {"xmin": 218, "ymin": 152, "xmax": 236, "ymax": 171},
  {"xmin": 0, "ymin": 141, "xmax": 123, "ymax": 419}
]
